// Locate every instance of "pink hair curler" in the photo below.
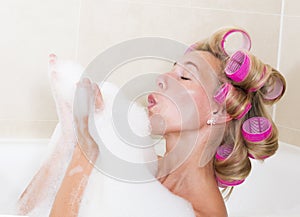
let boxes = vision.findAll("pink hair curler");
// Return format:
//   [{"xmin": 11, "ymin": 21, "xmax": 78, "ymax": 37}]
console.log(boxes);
[
  {"xmin": 236, "ymin": 102, "xmax": 252, "ymax": 120},
  {"xmin": 221, "ymin": 29, "xmax": 252, "ymax": 56},
  {"xmin": 184, "ymin": 43, "xmax": 198, "ymax": 54},
  {"xmin": 262, "ymin": 76, "xmax": 284, "ymax": 101},
  {"xmin": 225, "ymin": 50, "xmax": 251, "ymax": 83},
  {"xmin": 248, "ymin": 153, "xmax": 269, "ymax": 159},
  {"xmin": 248, "ymin": 66, "xmax": 267, "ymax": 92},
  {"xmin": 242, "ymin": 117, "xmax": 272, "ymax": 143},
  {"xmin": 213, "ymin": 83, "xmax": 251, "ymax": 120},
  {"xmin": 216, "ymin": 175, "xmax": 245, "ymax": 188},
  {"xmin": 213, "ymin": 83, "xmax": 232, "ymax": 104},
  {"xmin": 215, "ymin": 143, "xmax": 234, "ymax": 161}
]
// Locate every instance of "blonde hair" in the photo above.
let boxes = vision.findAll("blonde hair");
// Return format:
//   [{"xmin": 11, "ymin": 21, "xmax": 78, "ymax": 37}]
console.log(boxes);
[{"xmin": 191, "ymin": 27, "xmax": 286, "ymax": 198}]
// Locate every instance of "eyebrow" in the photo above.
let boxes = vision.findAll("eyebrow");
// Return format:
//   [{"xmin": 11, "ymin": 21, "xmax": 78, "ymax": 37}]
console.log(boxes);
[
  {"xmin": 173, "ymin": 60, "xmax": 200, "ymax": 79},
  {"xmin": 173, "ymin": 61, "xmax": 198, "ymax": 70},
  {"xmin": 184, "ymin": 61, "xmax": 199, "ymax": 72}
]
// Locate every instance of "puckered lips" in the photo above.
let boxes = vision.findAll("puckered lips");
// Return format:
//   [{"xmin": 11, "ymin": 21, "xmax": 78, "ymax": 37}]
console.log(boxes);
[{"xmin": 147, "ymin": 94, "xmax": 157, "ymax": 109}]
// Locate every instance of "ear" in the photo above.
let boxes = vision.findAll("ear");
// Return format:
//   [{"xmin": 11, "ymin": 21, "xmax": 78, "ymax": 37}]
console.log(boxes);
[{"xmin": 212, "ymin": 106, "xmax": 232, "ymax": 124}]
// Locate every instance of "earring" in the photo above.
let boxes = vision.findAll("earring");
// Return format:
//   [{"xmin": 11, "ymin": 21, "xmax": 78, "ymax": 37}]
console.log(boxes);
[{"xmin": 207, "ymin": 118, "xmax": 216, "ymax": 125}]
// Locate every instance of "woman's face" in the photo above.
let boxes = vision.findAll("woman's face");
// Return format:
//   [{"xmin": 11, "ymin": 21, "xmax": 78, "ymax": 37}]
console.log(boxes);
[{"xmin": 147, "ymin": 50, "xmax": 221, "ymax": 135}]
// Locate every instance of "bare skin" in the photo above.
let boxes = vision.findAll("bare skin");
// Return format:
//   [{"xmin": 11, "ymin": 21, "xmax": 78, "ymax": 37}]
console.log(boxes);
[
  {"xmin": 17, "ymin": 54, "xmax": 79, "ymax": 215},
  {"xmin": 19, "ymin": 50, "xmax": 228, "ymax": 217},
  {"xmin": 149, "ymin": 51, "xmax": 229, "ymax": 217},
  {"xmin": 71, "ymin": 50, "xmax": 227, "ymax": 216},
  {"xmin": 49, "ymin": 79, "xmax": 102, "ymax": 217},
  {"xmin": 17, "ymin": 55, "xmax": 102, "ymax": 217},
  {"xmin": 157, "ymin": 131, "xmax": 227, "ymax": 217},
  {"xmin": 49, "ymin": 145, "xmax": 96, "ymax": 217}
]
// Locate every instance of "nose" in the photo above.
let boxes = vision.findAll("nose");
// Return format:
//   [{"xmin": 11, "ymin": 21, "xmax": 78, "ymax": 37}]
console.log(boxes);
[
  {"xmin": 156, "ymin": 74, "xmax": 167, "ymax": 90},
  {"xmin": 156, "ymin": 72, "xmax": 174, "ymax": 90}
]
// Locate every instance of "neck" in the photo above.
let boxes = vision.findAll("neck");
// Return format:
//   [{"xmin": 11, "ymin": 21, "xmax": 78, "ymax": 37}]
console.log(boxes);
[
  {"xmin": 159, "ymin": 126, "xmax": 211, "ymax": 175},
  {"xmin": 157, "ymin": 126, "xmax": 227, "ymax": 217}
]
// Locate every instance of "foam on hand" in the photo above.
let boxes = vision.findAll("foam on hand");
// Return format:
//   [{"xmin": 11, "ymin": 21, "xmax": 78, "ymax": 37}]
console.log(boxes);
[
  {"xmin": 48, "ymin": 59, "xmax": 84, "ymax": 104},
  {"xmin": 90, "ymin": 81, "xmax": 154, "ymax": 164},
  {"xmin": 15, "ymin": 58, "xmax": 84, "ymax": 217}
]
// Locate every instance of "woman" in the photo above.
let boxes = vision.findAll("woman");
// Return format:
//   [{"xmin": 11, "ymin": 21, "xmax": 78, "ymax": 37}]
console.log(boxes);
[
  {"xmin": 18, "ymin": 27, "xmax": 286, "ymax": 217},
  {"xmin": 151, "ymin": 50, "xmax": 230, "ymax": 216},
  {"xmin": 150, "ymin": 27, "xmax": 286, "ymax": 216}
]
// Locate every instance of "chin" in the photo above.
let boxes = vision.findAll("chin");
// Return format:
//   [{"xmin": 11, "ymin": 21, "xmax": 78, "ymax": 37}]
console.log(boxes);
[
  {"xmin": 149, "ymin": 122, "xmax": 165, "ymax": 136},
  {"xmin": 148, "ymin": 112, "xmax": 172, "ymax": 136},
  {"xmin": 150, "ymin": 122, "xmax": 183, "ymax": 136}
]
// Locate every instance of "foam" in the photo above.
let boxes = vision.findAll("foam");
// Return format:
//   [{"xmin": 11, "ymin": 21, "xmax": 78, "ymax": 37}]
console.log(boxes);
[
  {"xmin": 68, "ymin": 166, "xmax": 84, "ymax": 176},
  {"xmin": 78, "ymin": 81, "xmax": 195, "ymax": 217},
  {"xmin": 48, "ymin": 59, "xmax": 83, "ymax": 104},
  {"xmin": 16, "ymin": 58, "xmax": 195, "ymax": 217},
  {"xmin": 16, "ymin": 59, "xmax": 83, "ymax": 217}
]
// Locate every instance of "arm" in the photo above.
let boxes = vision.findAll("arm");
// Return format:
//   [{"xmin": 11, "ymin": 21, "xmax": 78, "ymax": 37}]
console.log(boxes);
[
  {"xmin": 49, "ymin": 78, "xmax": 102, "ymax": 217},
  {"xmin": 17, "ymin": 54, "xmax": 79, "ymax": 215}
]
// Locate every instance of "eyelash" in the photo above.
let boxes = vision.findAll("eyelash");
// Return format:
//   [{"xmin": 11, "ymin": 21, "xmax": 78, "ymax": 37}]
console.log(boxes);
[{"xmin": 180, "ymin": 76, "xmax": 191, "ymax": 80}]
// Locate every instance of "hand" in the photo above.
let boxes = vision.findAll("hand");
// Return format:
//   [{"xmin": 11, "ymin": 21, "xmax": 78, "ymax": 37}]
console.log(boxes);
[{"xmin": 73, "ymin": 77, "xmax": 100, "ymax": 159}]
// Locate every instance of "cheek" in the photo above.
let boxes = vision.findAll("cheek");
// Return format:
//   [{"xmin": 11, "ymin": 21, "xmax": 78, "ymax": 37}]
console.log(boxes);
[
  {"xmin": 155, "ymin": 99, "xmax": 181, "ymax": 130},
  {"xmin": 163, "ymin": 101, "xmax": 182, "ymax": 128},
  {"xmin": 165, "ymin": 87, "xmax": 211, "ymax": 130},
  {"xmin": 149, "ymin": 85, "xmax": 212, "ymax": 134},
  {"xmin": 183, "ymin": 87, "xmax": 212, "ymax": 127},
  {"xmin": 148, "ymin": 97, "xmax": 184, "ymax": 134},
  {"xmin": 192, "ymin": 88, "xmax": 211, "ymax": 114}
]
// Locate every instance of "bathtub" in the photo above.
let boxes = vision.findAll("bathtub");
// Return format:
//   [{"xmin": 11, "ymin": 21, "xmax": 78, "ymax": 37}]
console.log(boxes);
[{"xmin": 0, "ymin": 139, "xmax": 299, "ymax": 217}]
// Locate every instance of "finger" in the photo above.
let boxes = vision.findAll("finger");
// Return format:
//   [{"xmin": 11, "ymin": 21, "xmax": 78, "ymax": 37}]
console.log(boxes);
[{"xmin": 93, "ymin": 83, "xmax": 104, "ymax": 111}]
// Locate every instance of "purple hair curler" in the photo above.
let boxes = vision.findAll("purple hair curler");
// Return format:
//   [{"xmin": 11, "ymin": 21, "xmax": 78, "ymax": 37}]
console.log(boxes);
[
  {"xmin": 221, "ymin": 29, "xmax": 252, "ymax": 56},
  {"xmin": 213, "ymin": 83, "xmax": 232, "ymax": 104},
  {"xmin": 216, "ymin": 176, "xmax": 245, "ymax": 188},
  {"xmin": 215, "ymin": 143, "xmax": 234, "ymax": 161},
  {"xmin": 225, "ymin": 50, "xmax": 251, "ymax": 83},
  {"xmin": 242, "ymin": 117, "xmax": 272, "ymax": 143}
]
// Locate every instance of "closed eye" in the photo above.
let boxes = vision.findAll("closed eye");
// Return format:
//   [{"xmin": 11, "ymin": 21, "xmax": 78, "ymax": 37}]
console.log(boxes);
[{"xmin": 180, "ymin": 76, "xmax": 191, "ymax": 80}]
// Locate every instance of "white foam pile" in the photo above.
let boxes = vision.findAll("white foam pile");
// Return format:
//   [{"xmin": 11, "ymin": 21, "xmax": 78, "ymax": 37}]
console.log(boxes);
[{"xmin": 78, "ymin": 81, "xmax": 195, "ymax": 217}]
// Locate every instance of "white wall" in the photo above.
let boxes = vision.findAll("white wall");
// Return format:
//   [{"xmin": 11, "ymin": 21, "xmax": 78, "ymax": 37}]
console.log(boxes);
[{"xmin": 1, "ymin": 0, "xmax": 299, "ymax": 146}]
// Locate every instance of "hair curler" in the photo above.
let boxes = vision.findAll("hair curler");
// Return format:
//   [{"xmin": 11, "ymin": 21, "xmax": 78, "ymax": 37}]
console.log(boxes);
[
  {"xmin": 261, "ymin": 75, "xmax": 285, "ymax": 101},
  {"xmin": 242, "ymin": 116, "xmax": 272, "ymax": 143},
  {"xmin": 215, "ymin": 143, "xmax": 245, "ymax": 187},
  {"xmin": 216, "ymin": 176, "xmax": 245, "ymax": 188},
  {"xmin": 236, "ymin": 103, "xmax": 252, "ymax": 120},
  {"xmin": 220, "ymin": 29, "xmax": 252, "ymax": 56},
  {"xmin": 208, "ymin": 27, "xmax": 252, "ymax": 59},
  {"xmin": 213, "ymin": 83, "xmax": 252, "ymax": 120},
  {"xmin": 215, "ymin": 143, "xmax": 234, "ymax": 161},
  {"xmin": 213, "ymin": 83, "xmax": 232, "ymax": 104},
  {"xmin": 185, "ymin": 27, "xmax": 252, "ymax": 59},
  {"xmin": 248, "ymin": 153, "xmax": 269, "ymax": 160},
  {"xmin": 225, "ymin": 50, "xmax": 251, "ymax": 83},
  {"xmin": 184, "ymin": 43, "xmax": 198, "ymax": 54},
  {"xmin": 225, "ymin": 50, "xmax": 272, "ymax": 94}
]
